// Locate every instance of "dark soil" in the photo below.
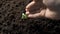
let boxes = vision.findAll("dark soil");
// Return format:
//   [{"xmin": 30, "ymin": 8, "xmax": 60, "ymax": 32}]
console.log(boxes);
[{"xmin": 0, "ymin": 0, "xmax": 60, "ymax": 34}]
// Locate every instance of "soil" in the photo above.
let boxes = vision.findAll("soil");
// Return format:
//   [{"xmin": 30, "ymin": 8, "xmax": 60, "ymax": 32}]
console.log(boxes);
[{"xmin": 0, "ymin": 0, "xmax": 60, "ymax": 34}]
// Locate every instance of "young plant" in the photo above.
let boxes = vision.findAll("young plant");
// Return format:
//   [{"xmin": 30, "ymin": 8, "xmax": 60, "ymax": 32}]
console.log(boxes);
[{"xmin": 21, "ymin": 13, "xmax": 28, "ymax": 19}]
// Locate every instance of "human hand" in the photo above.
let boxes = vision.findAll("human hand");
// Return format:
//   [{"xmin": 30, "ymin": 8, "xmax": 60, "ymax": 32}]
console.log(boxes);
[{"xmin": 25, "ymin": 0, "xmax": 46, "ymax": 18}]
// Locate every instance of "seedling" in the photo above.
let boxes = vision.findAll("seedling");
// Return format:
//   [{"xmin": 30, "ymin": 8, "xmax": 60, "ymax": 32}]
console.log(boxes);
[{"xmin": 21, "ymin": 13, "xmax": 28, "ymax": 19}]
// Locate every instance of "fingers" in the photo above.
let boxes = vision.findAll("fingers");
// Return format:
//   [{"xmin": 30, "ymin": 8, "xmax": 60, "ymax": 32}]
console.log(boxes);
[
  {"xmin": 25, "ymin": 1, "xmax": 35, "ymax": 12},
  {"xmin": 25, "ymin": 9, "xmax": 46, "ymax": 18},
  {"xmin": 27, "ymin": 13, "xmax": 41, "ymax": 18},
  {"xmin": 25, "ymin": 8, "xmax": 41, "ymax": 18},
  {"xmin": 25, "ymin": 8, "xmax": 30, "ymax": 15},
  {"xmin": 25, "ymin": 0, "xmax": 46, "ymax": 18}
]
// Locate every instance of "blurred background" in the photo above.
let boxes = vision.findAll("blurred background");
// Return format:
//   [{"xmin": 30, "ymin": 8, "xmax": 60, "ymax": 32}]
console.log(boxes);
[{"xmin": 0, "ymin": 0, "xmax": 60, "ymax": 34}]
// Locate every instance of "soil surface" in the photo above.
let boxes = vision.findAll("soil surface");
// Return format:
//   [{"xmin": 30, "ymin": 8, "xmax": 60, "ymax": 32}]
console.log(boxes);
[{"xmin": 0, "ymin": 0, "xmax": 60, "ymax": 34}]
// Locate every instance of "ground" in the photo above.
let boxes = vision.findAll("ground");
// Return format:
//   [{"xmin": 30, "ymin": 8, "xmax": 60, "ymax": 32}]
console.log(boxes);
[{"xmin": 0, "ymin": 0, "xmax": 60, "ymax": 34}]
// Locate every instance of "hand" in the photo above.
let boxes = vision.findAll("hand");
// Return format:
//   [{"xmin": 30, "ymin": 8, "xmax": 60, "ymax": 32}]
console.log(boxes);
[
  {"xmin": 25, "ymin": 0, "xmax": 46, "ymax": 18},
  {"xmin": 25, "ymin": 8, "xmax": 46, "ymax": 18}
]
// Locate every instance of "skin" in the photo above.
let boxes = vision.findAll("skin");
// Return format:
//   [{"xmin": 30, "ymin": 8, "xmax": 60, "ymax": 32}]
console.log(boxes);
[
  {"xmin": 25, "ymin": 0, "xmax": 46, "ymax": 18},
  {"xmin": 26, "ymin": 0, "xmax": 44, "ymax": 14},
  {"xmin": 43, "ymin": 0, "xmax": 60, "ymax": 20},
  {"xmin": 25, "ymin": 0, "xmax": 60, "ymax": 20}
]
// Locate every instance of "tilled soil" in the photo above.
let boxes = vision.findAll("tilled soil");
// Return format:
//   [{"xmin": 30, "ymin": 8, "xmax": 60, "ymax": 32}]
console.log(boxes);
[{"xmin": 0, "ymin": 0, "xmax": 60, "ymax": 34}]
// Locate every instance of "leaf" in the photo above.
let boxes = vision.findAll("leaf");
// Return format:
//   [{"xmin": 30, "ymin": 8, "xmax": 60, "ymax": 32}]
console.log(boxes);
[{"xmin": 21, "ymin": 13, "xmax": 28, "ymax": 19}]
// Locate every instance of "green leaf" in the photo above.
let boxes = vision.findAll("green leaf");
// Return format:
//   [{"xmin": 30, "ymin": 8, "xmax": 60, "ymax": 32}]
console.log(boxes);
[{"xmin": 21, "ymin": 13, "xmax": 28, "ymax": 19}]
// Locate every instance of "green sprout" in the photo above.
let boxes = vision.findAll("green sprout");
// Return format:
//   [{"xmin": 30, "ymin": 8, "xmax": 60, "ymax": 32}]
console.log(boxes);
[{"xmin": 21, "ymin": 13, "xmax": 28, "ymax": 19}]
